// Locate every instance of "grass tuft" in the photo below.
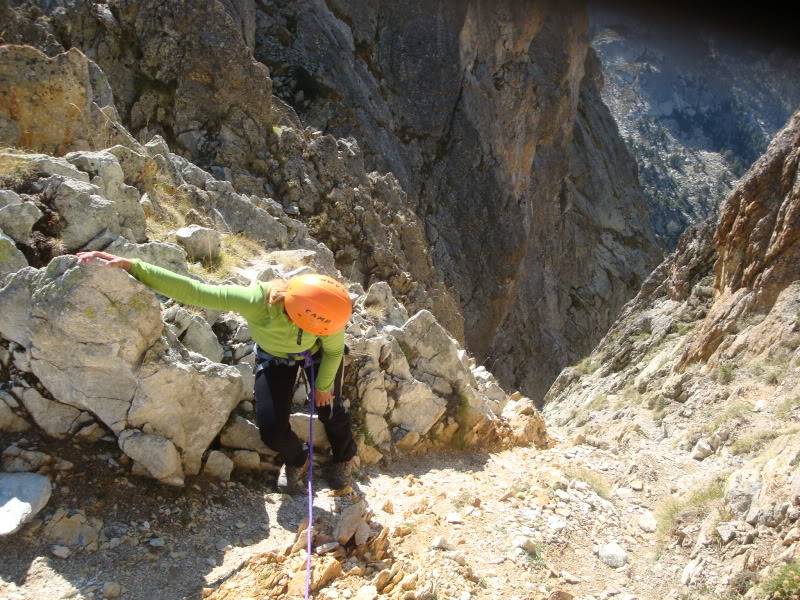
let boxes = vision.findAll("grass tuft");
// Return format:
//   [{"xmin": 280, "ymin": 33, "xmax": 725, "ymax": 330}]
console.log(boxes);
[
  {"xmin": 363, "ymin": 303, "xmax": 387, "ymax": 320},
  {"xmin": 717, "ymin": 362, "xmax": 736, "ymax": 384},
  {"xmin": 760, "ymin": 561, "xmax": 800, "ymax": 600},
  {"xmin": 776, "ymin": 396, "xmax": 800, "ymax": 419},
  {"xmin": 0, "ymin": 152, "xmax": 37, "ymax": 188},
  {"xmin": 144, "ymin": 182, "xmax": 196, "ymax": 241},
  {"xmin": 587, "ymin": 393, "xmax": 608, "ymax": 411},
  {"xmin": 695, "ymin": 400, "xmax": 751, "ymax": 436},
  {"xmin": 574, "ymin": 357, "xmax": 601, "ymax": 376},
  {"xmin": 655, "ymin": 475, "xmax": 727, "ymax": 539},
  {"xmin": 562, "ymin": 465, "xmax": 611, "ymax": 499},
  {"xmin": 730, "ymin": 426, "xmax": 800, "ymax": 456}
]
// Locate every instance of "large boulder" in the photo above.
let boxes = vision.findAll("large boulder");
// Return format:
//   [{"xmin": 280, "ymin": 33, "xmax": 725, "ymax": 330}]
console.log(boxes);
[
  {"xmin": 0, "ymin": 45, "xmax": 139, "ymax": 155},
  {"xmin": 360, "ymin": 281, "xmax": 409, "ymax": 328},
  {"xmin": 0, "ymin": 230, "xmax": 27, "ymax": 279},
  {"xmin": 46, "ymin": 177, "xmax": 125, "ymax": 251},
  {"xmin": 0, "ymin": 200, "xmax": 43, "ymax": 245},
  {"xmin": 163, "ymin": 306, "xmax": 226, "ymax": 363},
  {"xmin": 203, "ymin": 450, "xmax": 234, "ymax": 481},
  {"xmin": 289, "ymin": 413, "xmax": 330, "ymax": 450},
  {"xmin": 219, "ymin": 415, "xmax": 278, "ymax": 459},
  {"xmin": 18, "ymin": 388, "xmax": 92, "ymax": 439},
  {"xmin": 205, "ymin": 188, "xmax": 288, "ymax": 246},
  {"xmin": 393, "ymin": 310, "xmax": 476, "ymax": 395},
  {"xmin": 65, "ymin": 150, "xmax": 147, "ymax": 242},
  {"xmin": 0, "ymin": 256, "xmax": 242, "ymax": 482},
  {"xmin": 175, "ymin": 225, "xmax": 221, "ymax": 262},
  {"xmin": 0, "ymin": 392, "xmax": 30, "ymax": 433},
  {"xmin": 128, "ymin": 353, "xmax": 240, "ymax": 474},
  {"xmin": 389, "ymin": 381, "xmax": 446, "ymax": 436},
  {"xmin": 118, "ymin": 430, "xmax": 184, "ymax": 486},
  {"xmin": 104, "ymin": 238, "xmax": 189, "ymax": 275}
]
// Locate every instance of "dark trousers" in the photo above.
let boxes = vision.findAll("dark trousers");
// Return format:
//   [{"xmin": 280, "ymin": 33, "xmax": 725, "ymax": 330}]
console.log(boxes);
[{"xmin": 254, "ymin": 351, "xmax": 357, "ymax": 468}]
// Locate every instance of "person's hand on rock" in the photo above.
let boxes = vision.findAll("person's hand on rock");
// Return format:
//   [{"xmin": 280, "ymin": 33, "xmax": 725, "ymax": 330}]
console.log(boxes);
[{"xmin": 76, "ymin": 251, "xmax": 133, "ymax": 271}]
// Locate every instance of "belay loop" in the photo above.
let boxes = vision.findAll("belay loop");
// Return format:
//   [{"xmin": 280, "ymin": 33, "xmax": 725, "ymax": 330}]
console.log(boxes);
[{"xmin": 301, "ymin": 350, "xmax": 316, "ymax": 600}]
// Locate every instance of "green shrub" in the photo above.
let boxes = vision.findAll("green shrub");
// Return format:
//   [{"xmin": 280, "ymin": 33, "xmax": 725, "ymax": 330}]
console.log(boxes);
[
  {"xmin": 731, "ymin": 426, "xmax": 800, "ymax": 456},
  {"xmin": 655, "ymin": 475, "xmax": 727, "ymax": 539},
  {"xmin": 562, "ymin": 466, "xmax": 611, "ymax": 499},
  {"xmin": 776, "ymin": 396, "xmax": 800, "ymax": 419},
  {"xmin": 696, "ymin": 400, "xmax": 751, "ymax": 436},
  {"xmin": 0, "ymin": 153, "xmax": 37, "ymax": 188},
  {"xmin": 760, "ymin": 561, "xmax": 800, "ymax": 599},
  {"xmin": 588, "ymin": 394, "xmax": 608, "ymax": 411},
  {"xmin": 718, "ymin": 362, "xmax": 736, "ymax": 384},
  {"xmin": 575, "ymin": 357, "xmax": 600, "ymax": 376}
]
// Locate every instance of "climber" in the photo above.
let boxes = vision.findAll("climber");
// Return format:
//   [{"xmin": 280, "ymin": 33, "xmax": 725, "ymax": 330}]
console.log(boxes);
[{"xmin": 75, "ymin": 250, "xmax": 357, "ymax": 493}]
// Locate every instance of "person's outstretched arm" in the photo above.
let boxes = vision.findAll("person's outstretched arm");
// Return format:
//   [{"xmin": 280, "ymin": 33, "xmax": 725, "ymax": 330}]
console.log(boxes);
[{"xmin": 75, "ymin": 251, "xmax": 265, "ymax": 316}]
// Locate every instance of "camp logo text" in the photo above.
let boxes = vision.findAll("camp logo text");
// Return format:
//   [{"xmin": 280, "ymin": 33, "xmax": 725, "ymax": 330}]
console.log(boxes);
[{"xmin": 304, "ymin": 309, "xmax": 333, "ymax": 324}]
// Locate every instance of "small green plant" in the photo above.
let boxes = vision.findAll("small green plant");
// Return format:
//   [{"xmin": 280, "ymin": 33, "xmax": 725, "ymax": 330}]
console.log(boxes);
[
  {"xmin": 686, "ymin": 476, "xmax": 727, "ymax": 507},
  {"xmin": 588, "ymin": 393, "xmax": 608, "ymax": 411},
  {"xmin": 776, "ymin": 396, "xmax": 800, "ymax": 419},
  {"xmin": 696, "ymin": 400, "xmax": 751, "ymax": 436},
  {"xmin": 0, "ymin": 152, "xmax": 38, "ymax": 188},
  {"xmin": 765, "ymin": 364, "xmax": 788, "ymax": 386},
  {"xmin": 731, "ymin": 426, "xmax": 800, "ymax": 456},
  {"xmin": 718, "ymin": 362, "xmax": 737, "ymax": 384},
  {"xmin": 655, "ymin": 497, "xmax": 684, "ymax": 538},
  {"xmin": 524, "ymin": 542, "xmax": 545, "ymax": 567},
  {"xmin": 760, "ymin": 561, "xmax": 800, "ymax": 599},
  {"xmin": 621, "ymin": 385, "xmax": 643, "ymax": 406},
  {"xmin": 562, "ymin": 466, "xmax": 611, "ymax": 499},
  {"xmin": 655, "ymin": 475, "xmax": 727, "ymax": 539},
  {"xmin": 575, "ymin": 357, "xmax": 600, "ymax": 376},
  {"xmin": 570, "ymin": 408, "xmax": 590, "ymax": 427},
  {"xmin": 145, "ymin": 182, "xmax": 197, "ymax": 242},
  {"xmin": 363, "ymin": 303, "xmax": 387, "ymax": 320},
  {"xmin": 187, "ymin": 233, "xmax": 269, "ymax": 281},
  {"xmin": 650, "ymin": 395, "xmax": 668, "ymax": 424},
  {"xmin": 731, "ymin": 430, "xmax": 779, "ymax": 456}
]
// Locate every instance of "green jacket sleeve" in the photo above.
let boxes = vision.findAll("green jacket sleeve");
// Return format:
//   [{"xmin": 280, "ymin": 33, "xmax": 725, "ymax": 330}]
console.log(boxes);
[
  {"xmin": 129, "ymin": 259, "xmax": 265, "ymax": 318},
  {"xmin": 316, "ymin": 329, "xmax": 345, "ymax": 392}
]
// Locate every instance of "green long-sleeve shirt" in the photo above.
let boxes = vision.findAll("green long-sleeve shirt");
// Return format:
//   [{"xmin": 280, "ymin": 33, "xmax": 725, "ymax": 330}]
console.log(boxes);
[{"xmin": 128, "ymin": 260, "xmax": 345, "ymax": 391}]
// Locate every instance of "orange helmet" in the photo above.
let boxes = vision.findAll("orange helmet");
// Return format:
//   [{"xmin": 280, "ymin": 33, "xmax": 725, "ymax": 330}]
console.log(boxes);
[{"xmin": 284, "ymin": 273, "xmax": 352, "ymax": 336}]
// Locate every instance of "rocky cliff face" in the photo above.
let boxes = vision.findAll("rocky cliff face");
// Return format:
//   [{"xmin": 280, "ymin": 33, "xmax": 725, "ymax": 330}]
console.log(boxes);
[
  {"xmin": 591, "ymin": 7, "xmax": 800, "ymax": 248},
  {"xmin": 544, "ymin": 109, "xmax": 800, "ymax": 598},
  {"xmin": 0, "ymin": 39, "xmax": 548, "ymax": 488},
  {"xmin": 253, "ymin": 0, "xmax": 661, "ymax": 399},
  {"xmin": 1, "ymin": 0, "xmax": 463, "ymax": 340},
  {"xmin": 3, "ymin": 0, "xmax": 661, "ymax": 400}
]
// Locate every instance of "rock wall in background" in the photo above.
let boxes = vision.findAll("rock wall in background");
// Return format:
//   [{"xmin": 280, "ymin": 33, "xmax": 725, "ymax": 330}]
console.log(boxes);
[
  {"xmin": 252, "ymin": 0, "xmax": 661, "ymax": 399},
  {"xmin": 591, "ymin": 6, "xmax": 800, "ymax": 247},
  {"xmin": 3, "ymin": 0, "xmax": 660, "ymax": 400},
  {"xmin": 0, "ymin": 43, "xmax": 547, "ymax": 485},
  {"xmin": 544, "ymin": 109, "xmax": 800, "ymax": 597}
]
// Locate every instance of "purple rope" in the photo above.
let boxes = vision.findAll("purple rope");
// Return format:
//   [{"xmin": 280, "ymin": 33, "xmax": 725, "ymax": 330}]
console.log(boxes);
[{"xmin": 302, "ymin": 351, "xmax": 316, "ymax": 600}]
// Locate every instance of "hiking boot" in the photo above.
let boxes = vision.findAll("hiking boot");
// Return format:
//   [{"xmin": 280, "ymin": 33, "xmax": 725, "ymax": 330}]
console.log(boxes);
[
  {"xmin": 281, "ymin": 457, "xmax": 309, "ymax": 495},
  {"xmin": 324, "ymin": 458, "xmax": 354, "ymax": 490}
]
